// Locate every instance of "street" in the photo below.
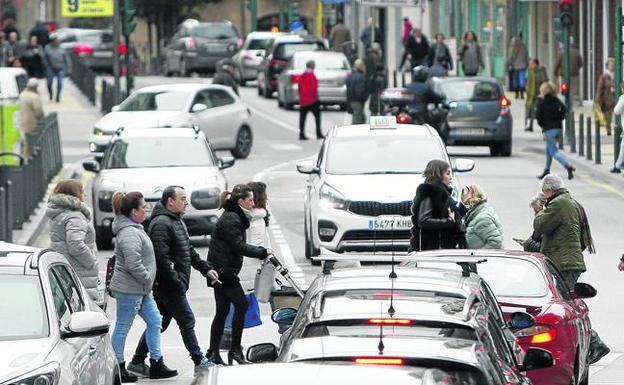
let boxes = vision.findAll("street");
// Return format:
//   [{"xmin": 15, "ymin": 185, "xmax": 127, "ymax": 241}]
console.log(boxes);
[{"xmin": 31, "ymin": 75, "xmax": 624, "ymax": 384}]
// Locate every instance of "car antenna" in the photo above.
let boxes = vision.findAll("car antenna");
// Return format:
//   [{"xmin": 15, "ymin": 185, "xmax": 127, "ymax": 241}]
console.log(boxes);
[
  {"xmin": 389, "ymin": 222, "xmax": 397, "ymax": 279},
  {"xmin": 378, "ymin": 303, "xmax": 385, "ymax": 355},
  {"xmin": 387, "ymin": 273, "xmax": 396, "ymax": 318}
]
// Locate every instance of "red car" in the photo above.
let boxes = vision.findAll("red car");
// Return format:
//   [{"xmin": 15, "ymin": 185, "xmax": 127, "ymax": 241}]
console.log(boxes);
[{"xmin": 409, "ymin": 250, "xmax": 595, "ymax": 385}]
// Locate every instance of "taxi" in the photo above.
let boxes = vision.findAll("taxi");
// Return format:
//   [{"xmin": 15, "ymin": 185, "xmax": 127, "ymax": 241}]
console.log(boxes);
[{"xmin": 296, "ymin": 116, "xmax": 474, "ymax": 263}]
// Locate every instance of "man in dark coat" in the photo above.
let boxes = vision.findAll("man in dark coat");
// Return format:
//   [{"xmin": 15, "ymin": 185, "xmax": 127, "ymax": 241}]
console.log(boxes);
[
  {"xmin": 346, "ymin": 59, "xmax": 369, "ymax": 124},
  {"xmin": 364, "ymin": 43, "xmax": 386, "ymax": 115},
  {"xmin": 29, "ymin": 21, "xmax": 49, "ymax": 47},
  {"xmin": 428, "ymin": 33, "xmax": 453, "ymax": 71},
  {"xmin": 129, "ymin": 186, "xmax": 218, "ymax": 375}
]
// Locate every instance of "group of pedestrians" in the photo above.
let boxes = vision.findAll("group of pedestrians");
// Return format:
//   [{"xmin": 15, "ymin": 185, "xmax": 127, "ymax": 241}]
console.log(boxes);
[{"xmin": 45, "ymin": 179, "xmax": 274, "ymax": 382}]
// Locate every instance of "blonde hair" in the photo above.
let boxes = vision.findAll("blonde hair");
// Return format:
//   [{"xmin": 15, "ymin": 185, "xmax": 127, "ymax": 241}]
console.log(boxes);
[
  {"xmin": 529, "ymin": 193, "xmax": 547, "ymax": 212},
  {"xmin": 464, "ymin": 184, "xmax": 487, "ymax": 208},
  {"xmin": 539, "ymin": 81, "xmax": 557, "ymax": 98}
]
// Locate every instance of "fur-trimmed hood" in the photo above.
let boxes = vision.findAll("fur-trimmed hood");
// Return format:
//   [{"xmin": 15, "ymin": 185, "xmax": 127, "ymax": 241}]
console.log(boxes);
[{"xmin": 46, "ymin": 193, "xmax": 92, "ymax": 220}]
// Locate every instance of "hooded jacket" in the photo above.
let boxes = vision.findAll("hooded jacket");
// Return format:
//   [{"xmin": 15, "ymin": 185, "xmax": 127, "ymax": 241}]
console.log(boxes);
[
  {"xmin": 110, "ymin": 215, "xmax": 156, "ymax": 295},
  {"xmin": 208, "ymin": 200, "xmax": 267, "ymax": 286},
  {"xmin": 148, "ymin": 202, "xmax": 210, "ymax": 293},
  {"xmin": 46, "ymin": 193, "xmax": 99, "ymax": 300},
  {"xmin": 464, "ymin": 201, "xmax": 504, "ymax": 249}
]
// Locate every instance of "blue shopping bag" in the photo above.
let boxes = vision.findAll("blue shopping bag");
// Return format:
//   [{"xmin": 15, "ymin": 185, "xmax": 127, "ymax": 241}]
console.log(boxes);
[{"xmin": 224, "ymin": 293, "xmax": 262, "ymax": 329}]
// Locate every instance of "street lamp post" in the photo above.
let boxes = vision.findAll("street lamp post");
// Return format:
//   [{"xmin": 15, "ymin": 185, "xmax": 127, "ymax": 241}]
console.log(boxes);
[
  {"xmin": 615, "ymin": 7, "xmax": 623, "ymax": 162},
  {"xmin": 559, "ymin": 0, "xmax": 573, "ymax": 143}
]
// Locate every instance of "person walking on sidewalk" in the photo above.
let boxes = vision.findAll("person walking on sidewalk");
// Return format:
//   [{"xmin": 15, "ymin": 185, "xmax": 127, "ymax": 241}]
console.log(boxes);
[
  {"xmin": 525, "ymin": 58, "xmax": 548, "ymax": 131},
  {"xmin": 109, "ymin": 191, "xmax": 178, "ymax": 382},
  {"xmin": 610, "ymin": 83, "xmax": 624, "ymax": 173},
  {"xmin": 329, "ymin": 18, "xmax": 351, "ymax": 53},
  {"xmin": 346, "ymin": 59, "xmax": 368, "ymax": 124},
  {"xmin": 206, "ymin": 185, "xmax": 273, "ymax": 366},
  {"xmin": 297, "ymin": 60, "xmax": 323, "ymax": 140},
  {"xmin": 398, "ymin": 17, "xmax": 413, "ymax": 70},
  {"xmin": 458, "ymin": 31, "xmax": 484, "ymax": 77},
  {"xmin": 535, "ymin": 81, "xmax": 575, "ymax": 180},
  {"xmin": 128, "ymin": 186, "xmax": 219, "ymax": 375},
  {"xmin": 428, "ymin": 34, "xmax": 453, "ymax": 72},
  {"xmin": 594, "ymin": 67, "xmax": 615, "ymax": 136},
  {"xmin": 506, "ymin": 36, "xmax": 529, "ymax": 99},
  {"xmin": 365, "ymin": 43, "xmax": 387, "ymax": 116},
  {"xmin": 555, "ymin": 38, "xmax": 583, "ymax": 106},
  {"xmin": 44, "ymin": 37, "xmax": 70, "ymax": 102},
  {"xmin": 405, "ymin": 28, "xmax": 430, "ymax": 69},
  {"xmin": 19, "ymin": 78, "xmax": 44, "ymax": 162}
]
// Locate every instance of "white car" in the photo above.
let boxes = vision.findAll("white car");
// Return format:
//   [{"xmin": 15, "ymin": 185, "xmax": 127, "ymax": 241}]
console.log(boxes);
[
  {"xmin": 83, "ymin": 127, "xmax": 234, "ymax": 249},
  {"xmin": 233, "ymin": 31, "xmax": 283, "ymax": 85},
  {"xmin": 296, "ymin": 116, "xmax": 474, "ymax": 262},
  {"xmin": 90, "ymin": 83, "xmax": 253, "ymax": 158},
  {"xmin": 0, "ymin": 67, "xmax": 27, "ymax": 99},
  {"xmin": 0, "ymin": 242, "xmax": 118, "ymax": 385}
]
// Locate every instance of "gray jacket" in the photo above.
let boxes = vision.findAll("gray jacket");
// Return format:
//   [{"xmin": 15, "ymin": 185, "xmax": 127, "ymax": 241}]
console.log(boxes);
[
  {"xmin": 46, "ymin": 194, "xmax": 99, "ymax": 300},
  {"xmin": 44, "ymin": 44, "xmax": 70, "ymax": 72},
  {"xmin": 110, "ymin": 215, "xmax": 156, "ymax": 295}
]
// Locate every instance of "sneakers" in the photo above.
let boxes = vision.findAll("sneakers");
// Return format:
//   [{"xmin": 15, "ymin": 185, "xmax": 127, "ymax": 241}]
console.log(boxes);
[
  {"xmin": 194, "ymin": 357, "xmax": 216, "ymax": 375},
  {"xmin": 119, "ymin": 362, "xmax": 138, "ymax": 383},
  {"xmin": 149, "ymin": 357, "xmax": 178, "ymax": 379},
  {"xmin": 566, "ymin": 165, "xmax": 576, "ymax": 180},
  {"xmin": 126, "ymin": 360, "xmax": 150, "ymax": 378}
]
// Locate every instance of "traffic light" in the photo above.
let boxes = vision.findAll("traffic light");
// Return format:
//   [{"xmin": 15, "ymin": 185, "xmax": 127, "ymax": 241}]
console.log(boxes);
[
  {"xmin": 560, "ymin": 0, "xmax": 573, "ymax": 27},
  {"xmin": 560, "ymin": 82, "xmax": 569, "ymax": 95},
  {"xmin": 122, "ymin": 0, "xmax": 137, "ymax": 36},
  {"xmin": 288, "ymin": 2, "xmax": 300, "ymax": 24}
]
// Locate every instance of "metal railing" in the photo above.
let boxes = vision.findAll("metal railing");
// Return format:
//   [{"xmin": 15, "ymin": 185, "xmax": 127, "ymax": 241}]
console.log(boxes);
[
  {"xmin": 0, "ymin": 113, "xmax": 63, "ymax": 241},
  {"xmin": 101, "ymin": 79, "xmax": 127, "ymax": 115},
  {"xmin": 69, "ymin": 54, "xmax": 96, "ymax": 105}
]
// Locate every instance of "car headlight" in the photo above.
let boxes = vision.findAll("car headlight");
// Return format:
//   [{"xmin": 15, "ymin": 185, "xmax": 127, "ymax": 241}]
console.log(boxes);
[
  {"xmin": 5, "ymin": 362, "xmax": 60, "ymax": 385},
  {"xmin": 319, "ymin": 184, "xmax": 348, "ymax": 210},
  {"xmin": 98, "ymin": 190, "xmax": 117, "ymax": 212}
]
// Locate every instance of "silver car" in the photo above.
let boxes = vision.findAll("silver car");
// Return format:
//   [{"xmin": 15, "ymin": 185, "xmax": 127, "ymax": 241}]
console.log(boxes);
[
  {"xmin": 233, "ymin": 31, "xmax": 283, "ymax": 85},
  {"xmin": 277, "ymin": 51, "xmax": 350, "ymax": 110},
  {"xmin": 83, "ymin": 127, "xmax": 235, "ymax": 249},
  {"xmin": 0, "ymin": 243, "xmax": 118, "ymax": 385}
]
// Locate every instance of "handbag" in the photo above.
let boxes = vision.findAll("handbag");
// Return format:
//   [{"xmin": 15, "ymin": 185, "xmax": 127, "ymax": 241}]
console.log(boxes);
[
  {"xmin": 254, "ymin": 259, "xmax": 276, "ymax": 303},
  {"xmin": 105, "ymin": 255, "xmax": 116, "ymax": 297},
  {"xmin": 224, "ymin": 292, "xmax": 263, "ymax": 329}
]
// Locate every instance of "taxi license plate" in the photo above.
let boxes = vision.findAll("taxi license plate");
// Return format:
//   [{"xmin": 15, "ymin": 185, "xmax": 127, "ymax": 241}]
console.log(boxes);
[
  {"xmin": 205, "ymin": 43, "xmax": 227, "ymax": 53},
  {"xmin": 368, "ymin": 217, "xmax": 412, "ymax": 231},
  {"xmin": 457, "ymin": 128, "xmax": 485, "ymax": 136}
]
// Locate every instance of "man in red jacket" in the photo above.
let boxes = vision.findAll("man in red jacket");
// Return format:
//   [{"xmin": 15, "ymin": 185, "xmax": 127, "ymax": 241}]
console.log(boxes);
[{"xmin": 298, "ymin": 60, "xmax": 323, "ymax": 140}]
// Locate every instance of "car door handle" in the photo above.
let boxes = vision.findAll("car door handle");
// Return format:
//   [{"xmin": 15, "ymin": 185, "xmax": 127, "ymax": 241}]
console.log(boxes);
[{"xmin": 88, "ymin": 345, "xmax": 97, "ymax": 356}]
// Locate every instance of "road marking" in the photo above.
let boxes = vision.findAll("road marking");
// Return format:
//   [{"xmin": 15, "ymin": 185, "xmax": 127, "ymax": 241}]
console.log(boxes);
[
  {"xmin": 271, "ymin": 143, "xmax": 302, "ymax": 151},
  {"xmin": 578, "ymin": 173, "xmax": 624, "ymax": 200},
  {"xmin": 248, "ymin": 105, "xmax": 298, "ymax": 133}
]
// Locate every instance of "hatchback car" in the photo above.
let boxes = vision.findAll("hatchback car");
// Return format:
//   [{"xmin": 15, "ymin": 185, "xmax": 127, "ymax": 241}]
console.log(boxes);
[
  {"xmin": 277, "ymin": 51, "xmax": 350, "ymax": 110},
  {"xmin": 430, "ymin": 76, "xmax": 513, "ymax": 156},
  {"xmin": 163, "ymin": 19, "xmax": 242, "ymax": 76},
  {"xmin": 50, "ymin": 28, "xmax": 115, "ymax": 73},
  {"xmin": 83, "ymin": 127, "xmax": 234, "ymax": 249},
  {"xmin": 296, "ymin": 117, "xmax": 474, "ymax": 261},
  {"xmin": 0, "ymin": 242, "xmax": 118, "ymax": 385},
  {"xmin": 257, "ymin": 34, "xmax": 327, "ymax": 98},
  {"xmin": 90, "ymin": 83, "xmax": 253, "ymax": 158},
  {"xmin": 233, "ymin": 31, "xmax": 283, "ymax": 85}
]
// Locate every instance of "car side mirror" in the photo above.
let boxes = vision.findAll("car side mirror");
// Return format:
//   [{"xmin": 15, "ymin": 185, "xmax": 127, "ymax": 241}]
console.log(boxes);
[
  {"xmin": 62, "ymin": 311, "xmax": 109, "ymax": 339},
  {"xmin": 452, "ymin": 158, "xmax": 475, "ymax": 173},
  {"xmin": 296, "ymin": 159, "xmax": 318, "ymax": 174},
  {"xmin": 508, "ymin": 311, "xmax": 535, "ymax": 330},
  {"xmin": 82, "ymin": 159, "xmax": 100, "ymax": 173},
  {"xmin": 521, "ymin": 347, "xmax": 554, "ymax": 371},
  {"xmin": 111, "ymin": 105, "xmax": 120, "ymax": 112},
  {"xmin": 246, "ymin": 343, "xmax": 278, "ymax": 363},
  {"xmin": 191, "ymin": 103, "xmax": 208, "ymax": 113},
  {"xmin": 271, "ymin": 307, "xmax": 298, "ymax": 326},
  {"xmin": 571, "ymin": 282, "xmax": 597, "ymax": 299},
  {"xmin": 218, "ymin": 156, "xmax": 235, "ymax": 170}
]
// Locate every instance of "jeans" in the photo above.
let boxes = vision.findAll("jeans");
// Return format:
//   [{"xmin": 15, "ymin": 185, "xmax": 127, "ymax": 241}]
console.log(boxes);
[
  {"xmin": 350, "ymin": 102, "xmax": 366, "ymax": 124},
  {"xmin": 299, "ymin": 101, "xmax": 322, "ymax": 137},
  {"xmin": 615, "ymin": 134, "xmax": 624, "ymax": 169},
  {"xmin": 209, "ymin": 282, "xmax": 248, "ymax": 352},
  {"xmin": 544, "ymin": 128, "xmax": 570, "ymax": 171},
  {"xmin": 134, "ymin": 286, "xmax": 204, "ymax": 365},
  {"xmin": 46, "ymin": 68, "xmax": 63, "ymax": 101},
  {"xmin": 111, "ymin": 292, "xmax": 162, "ymax": 363},
  {"xmin": 561, "ymin": 270, "xmax": 583, "ymax": 288}
]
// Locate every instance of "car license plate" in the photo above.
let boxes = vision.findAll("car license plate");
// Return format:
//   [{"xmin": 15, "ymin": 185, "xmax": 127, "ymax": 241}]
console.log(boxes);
[
  {"xmin": 368, "ymin": 217, "xmax": 412, "ymax": 231},
  {"xmin": 92, "ymin": 51, "xmax": 113, "ymax": 58},
  {"xmin": 205, "ymin": 43, "xmax": 227, "ymax": 53},
  {"xmin": 457, "ymin": 128, "xmax": 485, "ymax": 135}
]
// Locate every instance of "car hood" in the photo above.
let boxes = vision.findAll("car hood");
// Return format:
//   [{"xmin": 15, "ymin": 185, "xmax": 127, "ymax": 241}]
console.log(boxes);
[
  {"xmin": 95, "ymin": 111, "xmax": 189, "ymax": 133},
  {"xmin": 0, "ymin": 338, "xmax": 53, "ymax": 382},
  {"xmin": 323, "ymin": 174, "xmax": 424, "ymax": 202}
]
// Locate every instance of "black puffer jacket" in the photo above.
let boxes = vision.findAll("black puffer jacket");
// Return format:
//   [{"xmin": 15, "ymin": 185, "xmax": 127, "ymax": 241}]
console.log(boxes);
[
  {"xmin": 148, "ymin": 202, "xmax": 210, "ymax": 293},
  {"xmin": 536, "ymin": 93, "xmax": 567, "ymax": 131},
  {"xmin": 208, "ymin": 200, "xmax": 267, "ymax": 286},
  {"xmin": 409, "ymin": 182, "xmax": 465, "ymax": 251}
]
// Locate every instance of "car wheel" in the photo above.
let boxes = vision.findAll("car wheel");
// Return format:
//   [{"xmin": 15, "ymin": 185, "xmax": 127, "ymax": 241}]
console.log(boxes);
[
  {"xmin": 489, "ymin": 141, "xmax": 512, "ymax": 157},
  {"xmin": 231, "ymin": 126, "xmax": 253, "ymax": 159},
  {"xmin": 95, "ymin": 224, "xmax": 113, "ymax": 250},
  {"xmin": 257, "ymin": 81, "xmax": 263, "ymax": 96},
  {"xmin": 163, "ymin": 60, "xmax": 172, "ymax": 77},
  {"xmin": 264, "ymin": 82, "xmax": 273, "ymax": 99},
  {"xmin": 305, "ymin": 214, "xmax": 321, "ymax": 265},
  {"xmin": 277, "ymin": 94, "xmax": 284, "ymax": 108},
  {"xmin": 180, "ymin": 57, "xmax": 188, "ymax": 77},
  {"xmin": 339, "ymin": 103, "xmax": 347, "ymax": 111}
]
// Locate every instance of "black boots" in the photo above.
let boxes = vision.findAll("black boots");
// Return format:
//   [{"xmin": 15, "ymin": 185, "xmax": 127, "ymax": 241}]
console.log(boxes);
[
  {"xmin": 206, "ymin": 349, "xmax": 226, "ymax": 365},
  {"xmin": 588, "ymin": 330, "xmax": 610, "ymax": 365},
  {"xmin": 299, "ymin": 132, "xmax": 308, "ymax": 140},
  {"xmin": 119, "ymin": 362, "xmax": 138, "ymax": 383},
  {"xmin": 537, "ymin": 169, "xmax": 550, "ymax": 180},
  {"xmin": 566, "ymin": 165, "xmax": 576, "ymax": 180},
  {"xmin": 149, "ymin": 357, "xmax": 178, "ymax": 379},
  {"xmin": 228, "ymin": 347, "xmax": 249, "ymax": 365},
  {"xmin": 610, "ymin": 167, "xmax": 621, "ymax": 173}
]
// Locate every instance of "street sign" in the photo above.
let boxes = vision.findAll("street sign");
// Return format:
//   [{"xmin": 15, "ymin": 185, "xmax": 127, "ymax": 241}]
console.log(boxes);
[
  {"xmin": 358, "ymin": 0, "xmax": 418, "ymax": 6},
  {"xmin": 62, "ymin": 0, "xmax": 114, "ymax": 18}
]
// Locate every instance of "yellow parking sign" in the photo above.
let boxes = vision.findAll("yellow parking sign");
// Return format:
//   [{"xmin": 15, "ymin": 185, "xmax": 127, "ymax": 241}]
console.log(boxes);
[{"xmin": 62, "ymin": 0, "xmax": 114, "ymax": 18}]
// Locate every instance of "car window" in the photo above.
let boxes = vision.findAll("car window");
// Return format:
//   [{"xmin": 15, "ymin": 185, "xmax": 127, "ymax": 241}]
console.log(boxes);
[
  {"xmin": 191, "ymin": 90, "xmax": 214, "ymax": 110},
  {"xmin": 208, "ymin": 89, "xmax": 235, "ymax": 108},
  {"xmin": 294, "ymin": 55, "xmax": 348, "ymax": 70},
  {"xmin": 302, "ymin": 319, "xmax": 477, "ymax": 339},
  {"xmin": 274, "ymin": 42, "xmax": 324, "ymax": 60},
  {"xmin": 437, "ymin": 80, "xmax": 501, "ymax": 102},
  {"xmin": 15, "ymin": 74, "xmax": 27, "ymax": 93},
  {"xmin": 77, "ymin": 31, "xmax": 110, "ymax": 45},
  {"xmin": 473, "ymin": 258, "xmax": 548, "ymax": 298},
  {"xmin": 48, "ymin": 265, "xmax": 87, "ymax": 328},
  {"xmin": 51, "ymin": 265, "xmax": 85, "ymax": 312},
  {"xmin": 544, "ymin": 259, "xmax": 572, "ymax": 300},
  {"xmin": 0, "ymin": 275, "xmax": 49, "ymax": 340},
  {"xmin": 248, "ymin": 38, "xmax": 272, "ymax": 50},
  {"xmin": 193, "ymin": 24, "xmax": 238, "ymax": 39},
  {"xmin": 119, "ymin": 90, "xmax": 191, "ymax": 111}
]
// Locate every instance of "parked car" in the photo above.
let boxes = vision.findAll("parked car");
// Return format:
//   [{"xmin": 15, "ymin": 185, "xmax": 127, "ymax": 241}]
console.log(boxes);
[
  {"xmin": 50, "ymin": 28, "xmax": 115, "ymax": 73},
  {"xmin": 162, "ymin": 19, "xmax": 242, "ymax": 76},
  {"xmin": 89, "ymin": 83, "xmax": 253, "ymax": 158},
  {"xmin": 277, "ymin": 51, "xmax": 350, "ymax": 110},
  {"xmin": 233, "ymin": 31, "xmax": 283, "ymax": 85},
  {"xmin": 0, "ymin": 67, "xmax": 27, "ymax": 99},
  {"xmin": 257, "ymin": 34, "xmax": 326, "ymax": 98},
  {"xmin": 83, "ymin": 127, "xmax": 235, "ymax": 249},
  {"xmin": 430, "ymin": 76, "xmax": 513, "ymax": 156},
  {"xmin": 0, "ymin": 242, "xmax": 119, "ymax": 385}
]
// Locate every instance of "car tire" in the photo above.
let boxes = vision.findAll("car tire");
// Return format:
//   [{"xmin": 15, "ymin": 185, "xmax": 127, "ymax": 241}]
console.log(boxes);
[
  {"xmin": 231, "ymin": 126, "xmax": 253, "ymax": 159},
  {"xmin": 277, "ymin": 94, "xmax": 284, "ymax": 108},
  {"xmin": 490, "ymin": 140, "xmax": 512, "ymax": 157},
  {"xmin": 339, "ymin": 103, "xmax": 347, "ymax": 111},
  {"xmin": 264, "ymin": 82, "xmax": 273, "ymax": 99},
  {"xmin": 163, "ymin": 60, "xmax": 172, "ymax": 77},
  {"xmin": 304, "ymin": 214, "xmax": 321, "ymax": 265},
  {"xmin": 258, "ymin": 82, "xmax": 263, "ymax": 96},
  {"xmin": 95, "ymin": 224, "xmax": 113, "ymax": 250}
]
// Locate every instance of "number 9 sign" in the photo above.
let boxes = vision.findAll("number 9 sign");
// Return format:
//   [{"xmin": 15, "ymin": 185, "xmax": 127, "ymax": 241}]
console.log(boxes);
[
  {"xmin": 67, "ymin": 0, "xmax": 79, "ymax": 13},
  {"xmin": 62, "ymin": 0, "xmax": 114, "ymax": 17}
]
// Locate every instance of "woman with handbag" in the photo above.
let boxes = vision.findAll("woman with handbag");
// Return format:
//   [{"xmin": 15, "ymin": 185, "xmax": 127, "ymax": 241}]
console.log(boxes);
[
  {"xmin": 207, "ymin": 184, "xmax": 273, "ymax": 365},
  {"xmin": 248, "ymin": 181, "xmax": 276, "ymax": 304}
]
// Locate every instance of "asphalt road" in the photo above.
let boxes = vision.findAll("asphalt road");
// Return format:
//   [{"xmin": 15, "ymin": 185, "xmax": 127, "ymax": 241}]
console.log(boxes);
[{"xmin": 33, "ymin": 76, "xmax": 624, "ymax": 384}]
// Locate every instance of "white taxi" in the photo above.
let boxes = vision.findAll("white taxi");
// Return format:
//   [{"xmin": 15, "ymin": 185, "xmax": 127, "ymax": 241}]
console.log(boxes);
[{"xmin": 296, "ymin": 116, "xmax": 474, "ymax": 262}]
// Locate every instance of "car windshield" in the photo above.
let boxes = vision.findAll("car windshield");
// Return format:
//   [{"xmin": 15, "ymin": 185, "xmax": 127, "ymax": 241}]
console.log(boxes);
[
  {"xmin": 275, "ymin": 42, "xmax": 324, "ymax": 60},
  {"xmin": 118, "ymin": 90, "xmax": 191, "ymax": 111},
  {"xmin": 0, "ymin": 275, "xmax": 49, "ymax": 340},
  {"xmin": 193, "ymin": 24, "xmax": 238, "ymax": 39},
  {"xmin": 103, "ymin": 137, "xmax": 215, "ymax": 169},
  {"xmin": 436, "ymin": 80, "xmax": 501, "ymax": 102},
  {"xmin": 325, "ymin": 136, "xmax": 445, "ymax": 174},
  {"xmin": 78, "ymin": 31, "xmax": 112, "ymax": 45},
  {"xmin": 248, "ymin": 38, "xmax": 272, "ymax": 50},
  {"xmin": 294, "ymin": 55, "xmax": 348, "ymax": 70}
]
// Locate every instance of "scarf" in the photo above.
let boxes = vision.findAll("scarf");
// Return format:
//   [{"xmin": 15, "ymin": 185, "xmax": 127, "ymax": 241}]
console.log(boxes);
[{"xmin": 239, "ymin": 205, "xmax": 254, "ymax": 220}]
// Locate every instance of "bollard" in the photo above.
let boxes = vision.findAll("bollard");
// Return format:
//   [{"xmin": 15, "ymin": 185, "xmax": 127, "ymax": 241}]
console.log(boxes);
[
  {"xmin": 616, "ymin": 125, "xmax": 623, "ymax": 165},
  {"xmin": 595, "ymin": 120, "xmax": 601, "ymax": 164},
  {"xmin": 586, "ymin": 117, "xmax": 592, "ymax": 161},
  {"xmin": 4, "ymin": 180, "xmax": 12, "ymax": 241},
  {"xmin": 0, "ymin": 186, "xmax": 5, "ymax": 241},
  {"xmin": 558, "ymin": 126, "xmax": 564, "ymax": 149},
  {"xmin": 570, "ymin": 112, "xmax": 576, "ymax": 153},
  {"xmin": 401, "ymin": 71, "xmax": 406, "ymax": 87},
  {"xmin": 579, "ymin": 115, "xmax": 584, "ymax": 156},
  {"xmin": 393, "ymin": 70, "xmax": 397, "ymax": 88}
]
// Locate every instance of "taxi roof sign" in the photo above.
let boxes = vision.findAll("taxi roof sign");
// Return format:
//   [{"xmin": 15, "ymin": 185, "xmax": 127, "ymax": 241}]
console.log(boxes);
[{"xmin": 369, "ymin": 116, "xmax": 397, "ymax": 130}]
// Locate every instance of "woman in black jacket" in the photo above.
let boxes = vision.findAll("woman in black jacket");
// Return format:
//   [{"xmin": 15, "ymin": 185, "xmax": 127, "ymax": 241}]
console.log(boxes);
[
  {"xmin": 410, "ymin": 159, "xmax": 465, "ymax": 251},
  {"xmin": 207, "ymin": 184, "xmax": 272, "ymax": 365},
  {"xmin": 535, "ymin": 81, "xmax": 575, "ymax": 180}
]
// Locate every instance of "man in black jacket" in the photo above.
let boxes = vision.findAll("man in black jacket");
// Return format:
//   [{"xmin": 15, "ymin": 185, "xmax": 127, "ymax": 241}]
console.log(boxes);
[
  {"xmin": 129, "ymin": 186, "xmax": 219, "ymax": 376},
  {"xmin": 346, "ymin": 59, "xmax": 369, "ymax": 124}
]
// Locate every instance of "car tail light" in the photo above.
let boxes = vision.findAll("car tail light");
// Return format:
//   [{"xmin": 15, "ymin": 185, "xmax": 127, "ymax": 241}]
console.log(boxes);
[
  {"xmin": 73, "ymin": 43, "xmax": 94, "ymax": 55},
  {"xmin": 117, "ymin": 43, "xmax": 128, "ymax": 55},
  {"xmin": 185, "ymin": 37, "xmax": 196, "ymax": 50},
  {"xmin": 237, "ymin": 38, "xmax": 244, "ymax": 48},
  {"xmin": 500, "ymin": 96, "xmax": 511, "ymax": 116},
  {"xmin": 514, "ymin": 325, "xmax": 557, "ymax": 344},
  {"xmin": 397, "ymin": 114, "xmax": 412, "ymax": 124},
  {"xmin": 355, "ymin": 357, "xmax": 404, "ymax": 366},
  {"xmin": 368, "ymin": 318, "xmax": 413, "ymax": 326}
]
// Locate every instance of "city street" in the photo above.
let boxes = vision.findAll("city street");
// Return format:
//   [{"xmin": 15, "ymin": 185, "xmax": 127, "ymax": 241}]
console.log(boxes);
[{"xmin": 31, "ymin": 75, "xmax": 624, "ymax": 384}]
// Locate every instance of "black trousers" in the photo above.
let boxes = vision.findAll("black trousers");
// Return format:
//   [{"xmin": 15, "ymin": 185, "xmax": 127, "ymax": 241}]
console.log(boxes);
[
  {"xmin": 299, "ymin": 101, "xmax": 322, "ymax": 137},
  {"xmin": 209, "ymin": 282, "xmax": 248, "ymax": 352}
]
